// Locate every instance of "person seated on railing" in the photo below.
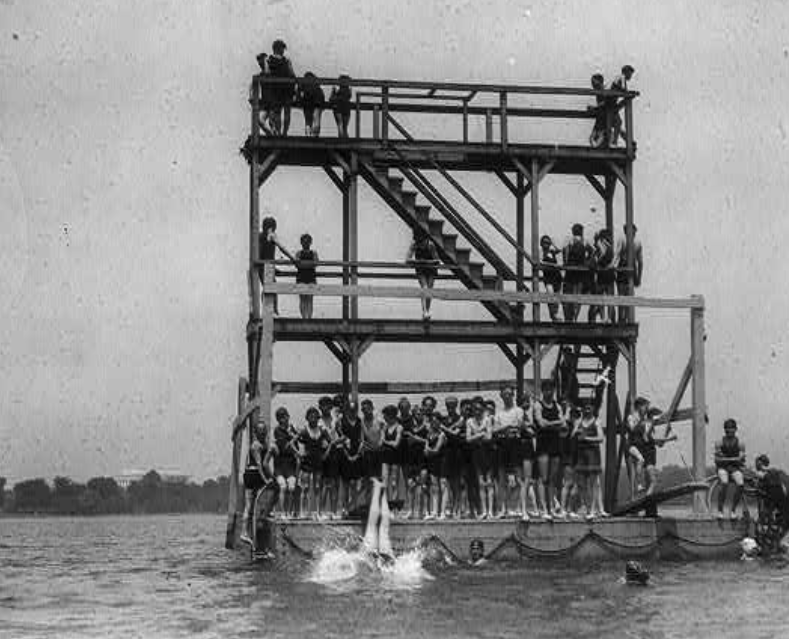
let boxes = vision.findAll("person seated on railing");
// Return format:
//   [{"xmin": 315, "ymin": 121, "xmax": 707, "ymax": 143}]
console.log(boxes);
[
  {"xmin": 714, "ymin": 418, "xmax": 747, "ymax": 520},
  {"xmin": 297, "ymin": 72, "xmax": 325, "ymax": 137},
  {"xmin": 539, "ymin": 235, "xmax": 562, "ymax": 321},
  {"xmin": 252, "ymin": 53, "xmax": 275, "ymax": 136},
  {"xmin": 406, "ymin": 230, "xmax": 440, "ymax": 320},
  {"xmin": 589, "ymin": 228, "xmax": 616, "ymax": 323},
  {"xmin": 266, "ymin": 39, "xmax": 296, "ymax": 136},
  {"xmin": 562, "ymin": 223, "xmax": 593, "ymax": 322},
  {"xmin": 614, "ymin": 223, "xmax": 643, "ymax": 323},
  {"xmin": 609, "ymin": 65, "xmax": 635, "ymax": 147},
  {"xmin": 295, "ymin": 233, "xmax": 318, "ymax": 319},
  {"xmin": 329, "ymin": 75, "xmax": 353, "ymax": 138},
  {"xmin": 588, "ymin": 73, "xmax": 607, "ymax": 148}
]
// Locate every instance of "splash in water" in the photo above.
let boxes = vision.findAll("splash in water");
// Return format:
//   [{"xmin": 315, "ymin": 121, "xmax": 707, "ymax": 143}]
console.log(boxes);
[{"xmin": 306, "ymin": 547, "xmax": 432, "ymax": 588}]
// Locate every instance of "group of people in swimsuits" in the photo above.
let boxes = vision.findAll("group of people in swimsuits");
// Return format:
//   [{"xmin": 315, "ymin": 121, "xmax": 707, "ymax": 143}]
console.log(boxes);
[
  {"xmin": 242, "ymin": 381, "xmax": 622, "ymax": 525},
  {"xmin": 252, "ymin": 39, "xmax": 353, "ymax": 138}
]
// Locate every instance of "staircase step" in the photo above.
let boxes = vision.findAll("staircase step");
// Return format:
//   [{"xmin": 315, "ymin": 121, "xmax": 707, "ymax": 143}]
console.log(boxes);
[
  {"xmin": 468, "ymin": 262, "xmax": 484, "ymax": 281},
  {"xmin": 387, "ymin": 176, "xmax": 404, "ymax": 192},
  {"xmin": 482, "ymin": 274, "xmax": 502, "ymax": 290},
  {"xmin": 576, "ymin": 368, "xmax": 602, "ymax": 374},
  {"xmin": 400, "ymin": 190, "xmax": 417, "ymax": 208},
  {"xmin": 427, "ymin": 218, "xmax": 444, "ymax": 236},
  {"xmin": 415, "ymin": 205, "xmax": 431, "ymax": 224},
  {"xmin": 454, "ymin": 248, "xmax": 471, "ymax": 265},
  {"xmin": 441, "ymin": 234, "xmax": 458, "ymax": 252}
]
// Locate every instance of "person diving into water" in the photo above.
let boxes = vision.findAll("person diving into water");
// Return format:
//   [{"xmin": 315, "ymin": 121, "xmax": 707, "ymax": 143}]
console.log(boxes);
[{"xmin": 363, "ymin": 477, "xmax": 395, "ymax": 565}]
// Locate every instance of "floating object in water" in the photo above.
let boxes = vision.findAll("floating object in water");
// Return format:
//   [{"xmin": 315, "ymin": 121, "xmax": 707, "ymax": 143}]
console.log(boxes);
[
  {"xmin": 625, "ymin": 560, "xmax": 650, "ymax": 585},
  {"xmin": 740, "ymin": 537, "xmax": 760, "ymax": 560}
]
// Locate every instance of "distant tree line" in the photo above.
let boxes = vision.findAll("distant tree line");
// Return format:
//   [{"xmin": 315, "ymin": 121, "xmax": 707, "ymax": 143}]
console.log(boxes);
[{"xmin": 0, "ymin": 471, "xmax": 229, "ymax": 515}]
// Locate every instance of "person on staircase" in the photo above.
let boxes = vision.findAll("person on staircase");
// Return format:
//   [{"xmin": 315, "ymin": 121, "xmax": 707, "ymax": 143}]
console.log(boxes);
[{"xmin": 406, "ymin": 230, "xmax": 440, "ymax": 320}]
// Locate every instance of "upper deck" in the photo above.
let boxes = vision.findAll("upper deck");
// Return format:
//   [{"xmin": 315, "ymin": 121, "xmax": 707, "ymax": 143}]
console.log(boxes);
[{"xmin": 243, "ymin": 76, "xmax": 637, "ymax": 175}]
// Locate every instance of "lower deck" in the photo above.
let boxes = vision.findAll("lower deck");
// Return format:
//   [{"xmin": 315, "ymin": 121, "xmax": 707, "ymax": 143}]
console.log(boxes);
[{"xmin": 257, "ymin": 515, "xmax": 748, "ymax": 563}]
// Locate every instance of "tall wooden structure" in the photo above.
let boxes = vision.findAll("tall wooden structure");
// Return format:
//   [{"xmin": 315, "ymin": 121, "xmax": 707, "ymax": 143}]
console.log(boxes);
[{"xmin": 231, "ymin": 75, "xmax": 707, "ymax": 522}]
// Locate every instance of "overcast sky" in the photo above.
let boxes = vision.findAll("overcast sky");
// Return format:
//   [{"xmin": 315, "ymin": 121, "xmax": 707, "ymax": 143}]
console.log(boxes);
[{"xmin": 1, "ymin": 0, "xmax": 788, "ymax": 484}]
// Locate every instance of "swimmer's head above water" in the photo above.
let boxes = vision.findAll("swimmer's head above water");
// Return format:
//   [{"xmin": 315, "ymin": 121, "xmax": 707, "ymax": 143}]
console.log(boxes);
[{"xmin": 469, "ymin": 539, "xmax": 485, "ymax": 564}]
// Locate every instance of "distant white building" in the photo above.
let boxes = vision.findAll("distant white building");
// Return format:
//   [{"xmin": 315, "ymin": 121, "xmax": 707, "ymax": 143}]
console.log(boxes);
[{"xmin": 115, "ymin": 469, "xmax": 191, "ymax": 489}]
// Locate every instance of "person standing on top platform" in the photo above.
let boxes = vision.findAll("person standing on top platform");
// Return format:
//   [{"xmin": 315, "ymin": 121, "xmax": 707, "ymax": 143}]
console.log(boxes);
[
  {"xmin": 252, "ymin": 53, "xmax": 275, "ymax": 137},
  {"xmin": 540, "ymin": 235, "xmax": 562, "ymax": 321},
  {"xmin": 406, "ymin": 230, "xmax": 440, "ymax": 320},
  {"xmin": 615, "ymin": 223, "xmax": 643, "ymax": 323},
  {"xmin": 297, "ymin": 72, "xmax": 325, "ymax": 137},
  {"xmin": 588, "ymin": 73, "xmax": 607, "ymax": 148},
  {"xmin": 562, "ymin": 223, "xmax": 593, "ymax": 322},
  {"xmin": 295, "ymin": 233, "xmax": 318, "ymax": 319},
  {"xmin": 267, "ymin": 39, "xmax": 296, "ymax": 136},
  {"xmin": 714, "ymin": 418, "xmax": 747, "ymax": 520},
  {"xmin": 609, "ymin": 65, "xmax": 635, "ymax": 147},
  {"xmin": 329, "ymin": 75, "xmax": 353, "ymax": 138}
]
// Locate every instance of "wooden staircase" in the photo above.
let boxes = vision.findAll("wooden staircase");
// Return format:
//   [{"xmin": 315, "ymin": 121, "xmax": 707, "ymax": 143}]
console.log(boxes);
[{"xmin": 358, "ymin": 160, "xmax": 514, "ymax": 323}]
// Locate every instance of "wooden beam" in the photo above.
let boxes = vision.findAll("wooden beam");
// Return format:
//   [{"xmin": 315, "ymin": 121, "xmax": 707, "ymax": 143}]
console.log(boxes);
[
  {"xmin": 263, "ymin": 282, "xmax": 705, "ymax": 310},
  {"xmin": 331, "ymin": 151, "xmax": 351, "ymax": 175},
  {"xmin": 516, "ymin": 171, "xmax": 526, "ymax": 401},
  {"xmin": 530, "ymin": 158, "xmax": 541, "ymax": 323},
  {"xmin": 663, "ymin": 357, "xmax": 693, "ymax": 426},
  {"xmin": 691, "ymin": 307, "xmax": 706, "ymax": 512},
  {"xmin": 323, "ymin": 339, "xmax": 349, "ymax": 364},
  {"xmin": 653, "ymin": 407, "xmax": 694, "ymax": 426},
  {"xmin": 323, "ymin": 166, "xmax": 345, "ymax": 192},
  {"xmin": 538, "ymin": 160, "xmax": 555, "ymax": 182},
  {"xmin": 585, "ymin": 174, "xmax": 606, "ymax": 199},
  {"xmin": 496, "ymin": 170, "xmax": 518, "ymax": 196},
  {"xmin": 512, "ymin": 157, "xmax": 532, "ymax": 182},
  {"xmin": 258, "ymin": 263, "xmax": 275, "ymax": 430},
  {"xmin": 614, "ymin": 340, "xmax": 632, "ymax": 362},
  {"xmin": 499, "ymin": 343, "xmax": 518, "ymax": 367},
  {"xmin": 256, "ymin": 151, "xmax": 279, "ymax": 187},
  {"xmin": 225, "ymin": 376, "xmax": 248, "ymax": 549},
  {"xmin": 271, "ymin": 379, "xmax": 552, "ymax": 395},
  {"xmin": 606, "ymin": 160, "xmax": 626, "ymax": 187},
  {"xmin": 357, "ymin": 335, "xmax": 376, "ymax": 358}
]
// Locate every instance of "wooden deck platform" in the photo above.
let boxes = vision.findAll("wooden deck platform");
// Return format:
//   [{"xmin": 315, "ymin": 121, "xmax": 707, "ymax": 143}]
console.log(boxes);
[{"xmin": 258, "ymin": 516, "xmax": 747, "ymax": 563}]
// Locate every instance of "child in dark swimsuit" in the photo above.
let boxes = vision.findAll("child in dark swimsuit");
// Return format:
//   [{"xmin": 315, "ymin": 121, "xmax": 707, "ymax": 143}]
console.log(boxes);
[
  {"xmin": 380, "ymin": 405, "xmax": 403, "ymax": 506},
  {"xmin": 297, "ymin": 71, "xmax": 324, "ymax": 136},
  {"xmin": 295, "ymin": 233, "xmax": 318, "ymax": 319},
  {"xmin": 467, "ymin": 399, "xmax": 494, "ymax": 519},
  {"xmin": 339, "ymin": 401, "xmax": 364, "ymax": 516},
  {"xmin": 559, "ymin": 404, "xmax": 581, "ymax": 519},
  {"xmin": 424, "ymin": 414, "xmax": 447, "ymax": 520},
  {"xmin": 534, "ymin": 381, "xmax": 564, "ymax": 520},
  {"xmin": 576, "ymin": 403, "xmax": 606, "ymax": 519},
  {"xmin": 297, "ymin": 406, "xmax": 331, "ymax": 519},
  {"xmin": 406, "ymin": 232, "xmax": 440, "ymax": 320},
  {"xmin": 404, "ymin": 406, "xmax": 428, "ymax": 518},
  {"xmin": 329, "ymin": 75, "xmax": 353, "ymax": 137}
]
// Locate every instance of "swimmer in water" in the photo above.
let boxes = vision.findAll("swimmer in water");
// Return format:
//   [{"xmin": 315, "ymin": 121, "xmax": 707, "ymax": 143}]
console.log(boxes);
[
  {"xmin": 362, "ymin": 477, "xmax": 394, "ymax": 564},
  {"xmin": 469, "ymin": 539, "xmax": 487, "ymax": 566}
]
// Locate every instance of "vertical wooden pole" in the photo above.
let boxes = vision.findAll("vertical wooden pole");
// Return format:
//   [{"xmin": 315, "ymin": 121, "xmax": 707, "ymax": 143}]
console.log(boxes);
[
  {"xmin": 532, "ymin": 340, "xmax": 541, "ymax": 399},
  {"xmin": 372, "ymin": 107, "xmax": 380, "ymax": 139},
  {"xmin": 485, "ymin": 109, "xmax": 493, "ymax": 143},
  {"xmin": 259, "ymin": 263, "xmax": 275, "ymax": 433},
  {"xmin": 603, "ymin": 348, "xmax": 619, "ymax": 511},
  {"xmin": 342, "ymin": 170, "xmax": 351, "ymax": 395},
  {"xmin": 499, "ymin": 92, "xmax": 508, "ymax": 152},
  {"xmin": 225, "ymin": 376, "xmax": 248, "ymax": 549},
  {"xmin": 604, "ymin": 174, "xmax": 615, "ymax": 238},
  {"xmin": 624, "ymin": 159, "xmax": 635, "ymax": 324},
  {"xmin": 462, "ymin": 100, "xmax": 469, "ymax": 143},
  {"xmin": 516, "ymin": 172, "xmax": 525, "ymax": 402},
  {"xmin": 627, "ymin": 344, "xmax": 637, "ymax": 408},
  {"xmin": 530, "ymin": 159, "xmax": 540, "ymax": 323},
  {"xmin": 625, "ymin": 98, "xmax": 634, "ymax": 157},
  {"xmin": 691, "ymin": 303, "xmax": 707, "ymax": 513},
  {"xmin": 355, "ymin": 94, "xmax": 361, "ymax": 139},
  {"xmin": 381, "ymin": 85, "xmax": 389, "ymax": 143},
  {"xmin": 349, "ymin": 155, "xmax": 360, "ymax": 403}
]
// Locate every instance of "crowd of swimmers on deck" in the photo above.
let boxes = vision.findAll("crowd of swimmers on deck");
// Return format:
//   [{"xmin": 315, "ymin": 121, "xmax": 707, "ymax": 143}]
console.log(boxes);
[
  {"xmin": 238, "ymin": 376, "xmax": 696, "ymax": 542},
  {"xmin": 258, "ymin": 215, "xmax": 643, "ymax": 323}
]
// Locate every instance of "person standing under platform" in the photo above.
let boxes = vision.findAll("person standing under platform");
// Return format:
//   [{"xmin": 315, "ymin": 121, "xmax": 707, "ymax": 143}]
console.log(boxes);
[
  {"xmin": 467, "ymin": 399, "xmax": 495, "ymax": 519},
  {"xmin": 615, "ymin": 223, "xmax": 643, "ymax": 323},
  {"xmin": 540, "ymin": 235, "xmax": 563, "ymax": 321},
  {"xmin": 339, "ymin": 401, "xmax": 365, "ymax": 517},
  {"xmin": 267, "ymin": 39, "xmax": 296, "ymax": 136},
  {"xmin": 329, "ymin": 75, "xmax": 353, "ymax": 138},
  {"xmin": 406, "ymin": 231, "xmax": 440, "ymax": 320},
  {"xmin": 493, "ymin": 386, "xmax": 525, "ymax": 518},
  {"xmin": 562, "ymin": 224, "xmax": 593, "ymax": 322},
  {"xmin": 439, "ymin": 396, "xmax": 465, "ymax": 518},
  {"xmin": 714, "ymin": 418, "xmax": 747, "ymax": 520},
  {"xmin": 240, "ymin": 418, "xmax": 276, "ymax": 547},
  {"xmin": 271, "ymin": 407, "xmax": 300, "ymax": 518},
  {"xmin": 361, "ymin": 399, "xmax": 384, "ymax": 483},
  {"xmin": 380, "ymin": 405, "xmax": 404, "ymax": 514},
  {"xmin": 295, "ymin": 233, "xmax": 318, "ymax": 319}
]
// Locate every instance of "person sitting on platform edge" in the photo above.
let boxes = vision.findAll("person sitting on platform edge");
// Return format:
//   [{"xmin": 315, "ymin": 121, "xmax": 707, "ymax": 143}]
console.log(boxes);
[
  {"xmin": 615, "ymin": 224, "xmax": 643, "ymax": 323},
  {"xmin": 714, "ymin": 418, "xmax": 746, "ymax": 520},
  {"xmin": 295, "ymin": 233, "xmax": 318, "ymax": 319},
  {"xmin": 588, "ymin": 73, "xmax": 607, "ymax": 148},
  {"xmin": 609, "ymin": 65, "xmax": 635, "ymax": 147},
  {"xmin": 406, "ymin": 230, "xmax": 440, "ymax": 320},
  {"xmin": 329, "ymin": 75, "xmax": 353, "ymax": 138},
  {"xmin": 266, "ymin": 39, "xmax": 296, "ymax": 136}
]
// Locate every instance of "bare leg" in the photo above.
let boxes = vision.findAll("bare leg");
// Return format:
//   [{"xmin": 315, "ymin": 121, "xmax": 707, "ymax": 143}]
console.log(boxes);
[{"xmin": 363, "ymin": 478, "xmax": 383, "ymax": 552}]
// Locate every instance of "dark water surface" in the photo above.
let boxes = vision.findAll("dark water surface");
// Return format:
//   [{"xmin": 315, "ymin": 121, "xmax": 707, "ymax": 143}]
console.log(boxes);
[{"xmin": 1, "ymin": 514, "xmax": 788, "ymax": 638}]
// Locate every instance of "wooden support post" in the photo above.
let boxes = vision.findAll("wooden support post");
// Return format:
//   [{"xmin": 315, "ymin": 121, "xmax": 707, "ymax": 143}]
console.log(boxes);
[
  {"xmin": 381, "ymin": 85, "xmax": 389, "ymax": 142},
  {"xmin": 627, "ymin": 341, "xmax": 637, "ymax": 408},
  {"xmin": 691, "ymin": 305, "xmax": 706, "ymax": 513},
  {"xmin": 355, "ymin": 94, "xmax": 361, "ymax": 139},
  {"xmin": 530, "ymin": 159, "xmax": 540, "ymax": 323},
  {"xmin": 516, "ymin": 172, "xmax": 525, "ymax": 401},
  {"xmin": 499, "ymin": 91, "xmax": 508, "ymax": 152},
  {"xmin": 258, "ymin": 263, "xmax": 275, "ymax": 430},
  {"xmin": 624, "ymin": 158, "xmax": 635, "ymax": 323},
  {"xmin": 603, "ymin": 348, "xmax": 619, "ymax": 511},
  {"xmin": 625, "ymin": 99, "xmax": 634, "ymax": 157},
  {"xmin": 348, "ymin": 156, "xmax": 360, "ymax": 402},
  {"xmin": 605, "ymin": 174, "xmax": 615, "ymax": 239},
  {"xmin": 225, "ymin": 376, "xmax": 248, "ymax": 549},
  {"xmin": 532, "ymin": 339, "xmax": 541, "ymax": 397},
  {"xmin": 485, "ymin": 109, "xmax": 493, "ymax": 143},
  {"xmin": 342, "ymin": 169, "xmax": 351, "ymax": 395},
  {"xmin": 372, "ymin": 106, "xmax": 380, "ymax": 139},
  {"xmin": 462, "ymin": 100, "xmax": 469, "ymax": 143}
]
